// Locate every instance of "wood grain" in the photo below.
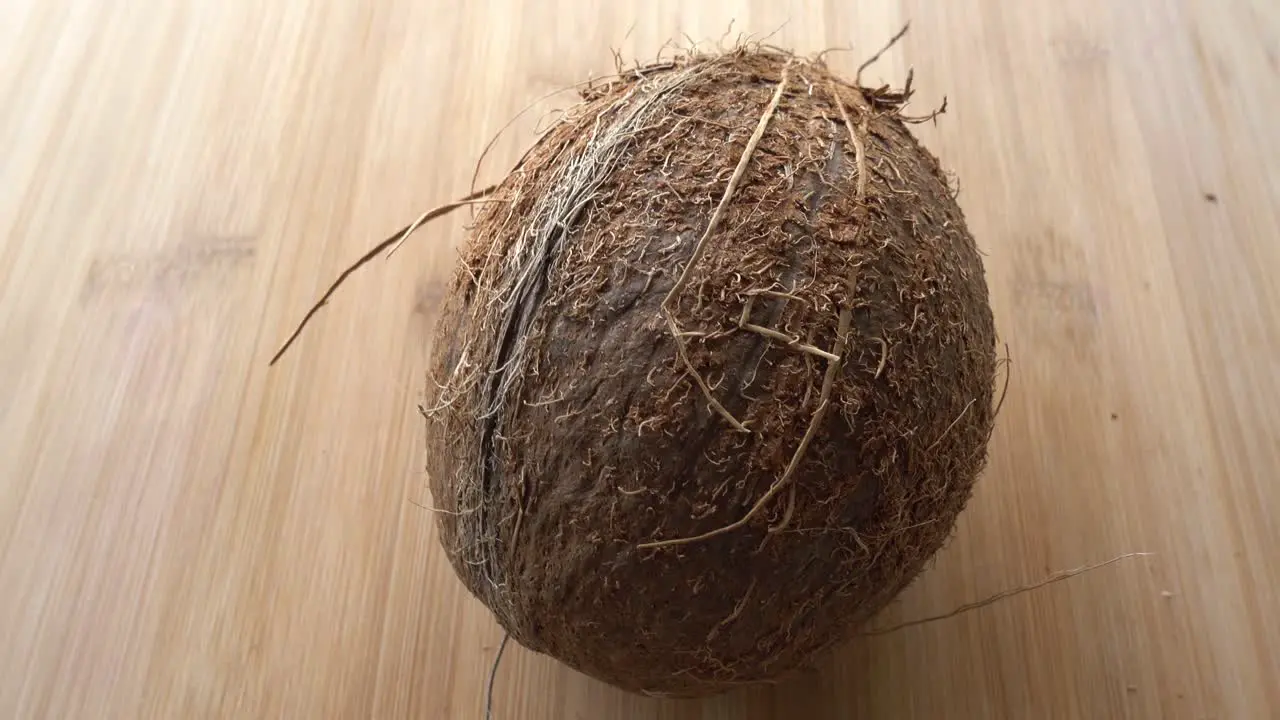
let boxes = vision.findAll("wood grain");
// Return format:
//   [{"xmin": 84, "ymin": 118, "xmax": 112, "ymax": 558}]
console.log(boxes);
[{"xmin": 2, "ymin": 1, "xmax": 1277, "ymax": 717}]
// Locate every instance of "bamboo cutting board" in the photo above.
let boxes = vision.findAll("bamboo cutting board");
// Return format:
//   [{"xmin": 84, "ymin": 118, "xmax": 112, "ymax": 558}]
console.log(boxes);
[{"xmin": 1, "ymin": 1, "xmax": 1277, "ymax": 718}]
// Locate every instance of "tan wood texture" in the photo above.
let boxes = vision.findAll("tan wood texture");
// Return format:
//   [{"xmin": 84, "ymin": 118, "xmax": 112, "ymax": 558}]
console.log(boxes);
[{"xmin": 2, "ymin": 1, "xmax": 1277, "ymax": 717}]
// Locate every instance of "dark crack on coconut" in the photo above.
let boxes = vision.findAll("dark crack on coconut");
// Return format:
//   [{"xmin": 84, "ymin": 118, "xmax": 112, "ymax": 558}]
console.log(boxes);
[{"xmin": 424, "ymin": 48, "xmax": 997, "ymax": 698}]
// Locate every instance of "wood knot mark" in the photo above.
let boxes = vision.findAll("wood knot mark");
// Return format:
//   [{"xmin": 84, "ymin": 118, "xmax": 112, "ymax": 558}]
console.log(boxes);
[
  {"xmin": 80, "ymin": 235, "xmax": 256, "ymax": 303},
  {"xmin": 1050, "ymin": 31, "xmax": 1110, "ymax": 68},
  {"xmin": 412, "ymin": 279, "xmax": 448, "ymax": 319}
]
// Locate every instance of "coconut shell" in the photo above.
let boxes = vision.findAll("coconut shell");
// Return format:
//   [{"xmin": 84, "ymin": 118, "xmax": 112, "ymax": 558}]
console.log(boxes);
[{"xmin": 424, "ymin": 49, "xmax": 997, "ymax": 697}]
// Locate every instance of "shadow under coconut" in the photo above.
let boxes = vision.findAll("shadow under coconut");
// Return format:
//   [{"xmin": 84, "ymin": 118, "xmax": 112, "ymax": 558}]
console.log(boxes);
[
  {"xmin": 514, "ymin": 535, "xmax": 1044, "ymax": 720},
  {"xmin": 532, "ymin": 642, "xmax": 873, "ymax": 719},
  {"xmin": 524, "ymin": 630, "xmax": 906, "ymax": 719},
  {"xmin": 543, "ymin": 623, "xmax": 988, "ymax": 719}
]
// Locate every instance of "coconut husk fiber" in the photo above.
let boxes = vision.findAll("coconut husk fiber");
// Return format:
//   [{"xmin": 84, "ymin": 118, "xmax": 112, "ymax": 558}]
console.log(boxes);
[{"xmin": 423, "ymin": 45, "xmax": 998, "ymax": 697}]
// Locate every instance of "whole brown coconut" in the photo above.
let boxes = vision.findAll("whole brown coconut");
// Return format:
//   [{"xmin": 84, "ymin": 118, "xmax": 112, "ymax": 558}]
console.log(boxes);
[{"xmin": 424, "ymin": 48, "xmax": 997, "ymax": 697}]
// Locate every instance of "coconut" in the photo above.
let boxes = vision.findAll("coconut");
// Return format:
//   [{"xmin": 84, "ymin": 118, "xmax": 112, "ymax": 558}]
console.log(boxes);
[{"xmin": 423, "ymin": 48, "xmax": 997, "ymax": 697}]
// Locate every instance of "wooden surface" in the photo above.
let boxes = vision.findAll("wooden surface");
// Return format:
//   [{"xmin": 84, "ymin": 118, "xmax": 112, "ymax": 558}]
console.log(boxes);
[{"xmin": 2, "ymin": 1, "xmax": 1277, "ymax": 718}]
